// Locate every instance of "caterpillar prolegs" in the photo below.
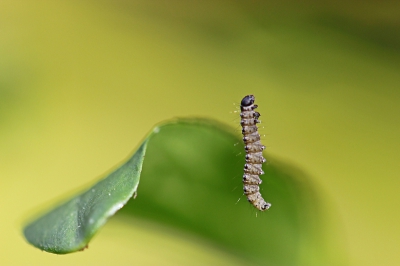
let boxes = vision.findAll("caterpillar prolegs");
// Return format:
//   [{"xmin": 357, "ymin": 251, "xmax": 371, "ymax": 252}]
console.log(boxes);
[{"xmin": 240, "ymin": 95, "xmax": 271, "ymax": 211}]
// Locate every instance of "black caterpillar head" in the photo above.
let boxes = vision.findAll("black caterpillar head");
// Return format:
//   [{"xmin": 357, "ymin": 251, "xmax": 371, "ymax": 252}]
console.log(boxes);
[{"xmin": 241, "ymin": 95, "xmax": 255, "ymax": 107}]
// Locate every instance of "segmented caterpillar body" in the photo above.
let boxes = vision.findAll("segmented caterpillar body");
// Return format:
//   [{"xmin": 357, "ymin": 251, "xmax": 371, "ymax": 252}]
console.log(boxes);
[{"xmin": 240, "ymin": 95, "xmax": 271, "ymax": 211}]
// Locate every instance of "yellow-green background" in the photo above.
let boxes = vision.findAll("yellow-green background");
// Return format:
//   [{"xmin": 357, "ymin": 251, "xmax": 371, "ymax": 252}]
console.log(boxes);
[{"xmin": 1, "ymin": 1, "xmax": 399, "ymax": 265}]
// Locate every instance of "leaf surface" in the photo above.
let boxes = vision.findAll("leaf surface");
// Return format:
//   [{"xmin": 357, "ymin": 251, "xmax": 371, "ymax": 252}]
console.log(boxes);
[{"xmin": 24, "ymin": 118, "xmax": 338, "ymax": 265}]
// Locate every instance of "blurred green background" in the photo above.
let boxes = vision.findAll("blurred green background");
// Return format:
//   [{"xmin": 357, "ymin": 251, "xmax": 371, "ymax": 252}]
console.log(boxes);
[{"xmin": 1, "ymin": 0, "xmax": 399, "ymax": 265}]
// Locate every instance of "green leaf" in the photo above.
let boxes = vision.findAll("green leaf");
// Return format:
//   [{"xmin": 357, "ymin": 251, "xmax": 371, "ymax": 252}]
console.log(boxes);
[
  {"xmin": 23, "ymin": 140, "xmax": 148, "ymax": 254},
  {"xmin": 23, "ymin": 118, "xmax": 340, "ymax": 264}
]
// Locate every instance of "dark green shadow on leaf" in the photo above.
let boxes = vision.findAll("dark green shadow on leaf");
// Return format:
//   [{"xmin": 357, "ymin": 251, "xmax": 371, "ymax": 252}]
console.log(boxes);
[{"xmin": 23, "ymin": 118, "xmax": 342, "ymax": 265}]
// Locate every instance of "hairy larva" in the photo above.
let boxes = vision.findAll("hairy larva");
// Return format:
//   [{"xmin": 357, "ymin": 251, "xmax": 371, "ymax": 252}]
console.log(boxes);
[{"xmin": 241, "ymin": 95, "xmax": 271, "ymax": 211}]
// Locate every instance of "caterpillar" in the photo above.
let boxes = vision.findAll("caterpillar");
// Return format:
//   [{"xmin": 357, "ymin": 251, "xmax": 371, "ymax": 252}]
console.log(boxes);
[{"xmin": 240, "ymin": 95, "xmax": 271, "ymax": 211}]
